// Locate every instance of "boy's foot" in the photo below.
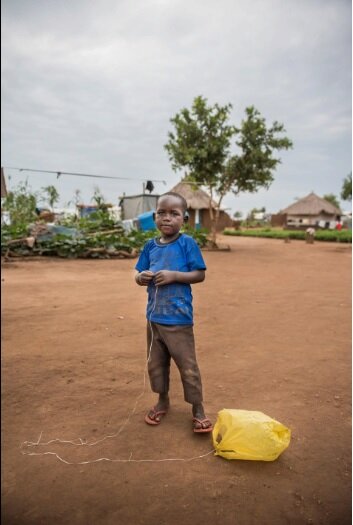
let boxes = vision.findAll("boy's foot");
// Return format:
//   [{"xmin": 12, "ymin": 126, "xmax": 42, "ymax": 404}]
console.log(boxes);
[
  {"xmin": 145, "ymin": 407, "xmax": 168, "ymax": 425},
  {"xmin": 145, "ymin": 396, "xmax": 169, "ymax": 425},
  {"xmin": 192, "ymin": 417, "xmax": 213, "ymax": 433},
  {"xmin": 192, "ymin": 403, "xmax": 212, "ymax": 433}
]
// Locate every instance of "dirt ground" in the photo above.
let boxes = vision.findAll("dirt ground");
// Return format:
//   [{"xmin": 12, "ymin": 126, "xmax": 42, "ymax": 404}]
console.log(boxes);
[{"xmin": 1, "ymin": 235, "xmax": 351, "ymax": 525}]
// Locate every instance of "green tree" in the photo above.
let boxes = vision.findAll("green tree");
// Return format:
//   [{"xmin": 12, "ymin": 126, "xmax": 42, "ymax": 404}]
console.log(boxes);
[
  {"xmin": 92, "ymin": 186, "xmax": 107, "ymax": 210},
  {"xmin": 86, "ymin": 186, "xmax": 114, "ymax": 226},
  {"xmin": 2, "ymin": 179, "xmax": 38, "ymax": 226},
  {"xmin": 165, "ymin": 96, "xmax": 292, "ymax": 244},
  {"xmin": 248, "ymin": 207, "xmax": 266, "ymax": 220},
  {"xmin": 323, "ymin": 193, "xmax": 340, "ymax": 210},
  {"xmin": 67, "ymin": 189, "xmax": 82, "ymax": 208},
  {"xmin": 341, "ymin": 172, "xmax": 352, "ymax": 202},
  {"xmin": 41, "ymin": 185, "xmax": 60, "ymax": 211}
]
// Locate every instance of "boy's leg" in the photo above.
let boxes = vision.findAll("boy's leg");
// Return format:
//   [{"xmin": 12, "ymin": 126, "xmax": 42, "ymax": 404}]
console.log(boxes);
[
  {"xmin": 145, "ymin": 323, "xmax": 171, "ymax": 422},
  {"xmin": 158, "ymin": 325, "xmax": 203, "ymax": 404},
  {"xmin": 158, "ymin": 324, "xmax": 212, "ymax": 431}
]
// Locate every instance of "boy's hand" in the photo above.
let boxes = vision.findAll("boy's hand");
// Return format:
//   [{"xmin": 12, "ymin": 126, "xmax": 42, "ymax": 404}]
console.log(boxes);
[
  {"xmin": 154, "ymin": 270, "xmax": 177, "ymax": 286},
  {"xmin": 137, "ymin": 270, "xmax": 154, "ymax": 286}
]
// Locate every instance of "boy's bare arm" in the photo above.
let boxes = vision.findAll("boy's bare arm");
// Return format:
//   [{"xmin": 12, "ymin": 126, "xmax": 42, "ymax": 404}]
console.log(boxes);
[{"xmin": 154, "ymin": 270, "xmax": 205, "ymax": 286}]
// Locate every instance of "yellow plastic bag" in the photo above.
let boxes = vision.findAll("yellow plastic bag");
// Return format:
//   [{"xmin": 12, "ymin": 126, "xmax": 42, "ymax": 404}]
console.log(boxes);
[{"xmin": 212, "ymin": 409, "xmax": 291, "ymax": 461}]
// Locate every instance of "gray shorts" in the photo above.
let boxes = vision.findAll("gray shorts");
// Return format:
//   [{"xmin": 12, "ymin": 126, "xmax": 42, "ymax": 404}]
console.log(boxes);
[{"xmin": 146, "ymin": 322, "xmax": 203, "ymax": 404}]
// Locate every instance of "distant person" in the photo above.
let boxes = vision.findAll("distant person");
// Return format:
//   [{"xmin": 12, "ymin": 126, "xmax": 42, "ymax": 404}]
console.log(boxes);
[
  {"xmin": 335, "ymin": 221, "xmax": 342, "ymax": 231},
  {"xmin": 305, "ymin": 227, "xmax": 315, "ymax": 244},
  {"xmin": 134, "ymin": 192, "xmax": 212, "ymax": 433}
]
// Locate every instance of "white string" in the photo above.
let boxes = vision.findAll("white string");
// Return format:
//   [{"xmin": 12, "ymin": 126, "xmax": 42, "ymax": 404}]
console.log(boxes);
[
  {"xmin": 20, "ymin": 284, "xmax": 215, "ymax": 465},
  {"xmin": 21, "ymin": 287, "xmax": 159, "ymax": 451},
  {"xmin": 21, "ymin": 444, "xmax": 215, "ymax": 465}
]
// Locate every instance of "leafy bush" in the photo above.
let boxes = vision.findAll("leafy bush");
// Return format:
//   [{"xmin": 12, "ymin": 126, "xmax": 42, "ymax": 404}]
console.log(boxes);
[
  {"xmin": 315, "ymin": 230, "xmax": 352, "ymax": 243},
  {"xmin": 2, "ymin": 180, "xmax": 38, "ymax": 227},
  {"xmin": 59, "ymin": 209, "xmax": 118, "ymax": 232},
  {"xmin": 1, "ymin": 223, "xmax": 209, "ymax": 258},
  {"xmin": 223, "ymin": 228, "xmax": 352, "ymax": 243},
  {"xmin": 181, "ymin": 225, "xmax": 209, "ymax": 247},
  {"xmin": 1, "ymin": 178, "xmax": 210, "ymax": 258}
]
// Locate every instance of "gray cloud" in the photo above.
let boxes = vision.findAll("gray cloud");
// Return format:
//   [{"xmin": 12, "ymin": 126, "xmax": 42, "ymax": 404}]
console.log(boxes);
[{"xmin": 1, "ymin": 0, "xmax": 351, "ymax": 213}]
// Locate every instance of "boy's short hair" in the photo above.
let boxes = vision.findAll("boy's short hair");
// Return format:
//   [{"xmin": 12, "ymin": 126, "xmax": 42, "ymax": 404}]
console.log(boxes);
[{"xmin": 157, "ymin": 192, "xmax": 188, "ymax": 213}]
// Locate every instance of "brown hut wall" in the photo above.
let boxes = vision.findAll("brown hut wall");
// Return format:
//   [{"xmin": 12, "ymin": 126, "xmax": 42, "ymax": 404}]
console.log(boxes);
[
  {"xmin": 271, "ymin": 212, "xmax": 339, "ymax": 229},
  {"xmin": 187, "ymin": 209, "xmax": 196, "ymax": 228},
  {"xmin": 199, "ymin": 209, "xmax": 234, "ymax": 231},
  {"xmin": 285, "ymin": 212, "xmax": 339, "ymax": 229},
  {"xmin": 271, "ymin": 214, "xmax": 287, "ymax": 227}
]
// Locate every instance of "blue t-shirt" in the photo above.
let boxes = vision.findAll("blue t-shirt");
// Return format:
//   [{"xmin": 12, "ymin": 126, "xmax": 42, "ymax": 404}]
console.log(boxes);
[{"xmin": 135, "ymin": 233, "xmax": 206, "ymax": 325}]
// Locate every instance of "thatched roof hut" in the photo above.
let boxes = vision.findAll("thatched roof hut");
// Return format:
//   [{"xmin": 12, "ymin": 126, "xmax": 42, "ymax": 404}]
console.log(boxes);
[
  {"xmin": 169, "ymin": 181, "xmax": 217, "ymax": 209},
  {"xmin": 280, "ymin": 192, "xmax": 341, "ymax": 216},
  {"xmin": 279, "ymin": 192, "xmax": 341, "ymax": 229},
  {"xmin": 168, "ymin": 181, "xmax": 233, "ymax": 231}
]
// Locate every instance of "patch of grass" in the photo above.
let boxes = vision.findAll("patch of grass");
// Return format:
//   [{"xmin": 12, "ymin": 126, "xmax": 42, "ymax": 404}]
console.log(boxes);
[{"xmin": 223, "ymin": 228, "xmax": 352, "ymax": 243}]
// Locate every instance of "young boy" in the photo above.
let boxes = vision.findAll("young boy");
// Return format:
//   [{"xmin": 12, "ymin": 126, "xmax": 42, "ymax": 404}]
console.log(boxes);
[{"xmin": 135, "ymin": 191, "xmax": 212, "ymax": 433}]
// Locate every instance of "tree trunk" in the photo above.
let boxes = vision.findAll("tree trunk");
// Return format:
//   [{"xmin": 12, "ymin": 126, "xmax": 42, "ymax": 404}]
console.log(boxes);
[
  {"xmin": 207, "ymin": 188, "xmax": 226, "ymax": 248},
  {"xmin": 208, "ymin": 188, "xmax": 218, "ymax": 247}
]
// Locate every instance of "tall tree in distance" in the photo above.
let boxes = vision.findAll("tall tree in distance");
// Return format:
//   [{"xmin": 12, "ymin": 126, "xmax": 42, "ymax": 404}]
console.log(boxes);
[
  {"xmin": 165, "ymin": 96, "xmax": 293, "ymax": 245},
  {"xmin": 323, "ymin": 193, "xmax": 340, "ymax": 210},
  {"xmin": 341, "ymin": 172, "xmax": 352, "ymax": 202}
]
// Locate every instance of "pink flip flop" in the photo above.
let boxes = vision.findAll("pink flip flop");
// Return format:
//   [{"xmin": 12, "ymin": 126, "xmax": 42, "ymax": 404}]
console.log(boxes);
[
  {"xmin": 193, "ymin": 417, "xmax": 213, "ymax": 433},
  {"xmin": 145, "ymin": 408, "xmax": 168, "ymax": 426}
]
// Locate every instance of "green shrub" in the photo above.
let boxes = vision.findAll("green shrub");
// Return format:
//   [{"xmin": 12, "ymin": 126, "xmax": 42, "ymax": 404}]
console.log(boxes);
[
  {"xmin": 2, "ymin": 224, "xmax": 209, "ymax": 258},
  {"xmin": 181, "ymin": 225, "xmax": 209, "ymax": 247},
  {"xmin": 223, "ymin": 228, "xmax": 352, "ymax": 243},
  {"xmin": 2, "ymin": 180, "xmax": 38, "ymax": 227}
]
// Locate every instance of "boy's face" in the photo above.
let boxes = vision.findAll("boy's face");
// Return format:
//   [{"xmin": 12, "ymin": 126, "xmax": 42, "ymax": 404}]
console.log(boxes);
[{"xmin": 155, "ymin": 195, "xmax": 185, "ymax": 238}]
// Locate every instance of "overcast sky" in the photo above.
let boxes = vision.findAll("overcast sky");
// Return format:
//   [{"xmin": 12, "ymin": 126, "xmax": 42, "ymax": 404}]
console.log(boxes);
[{"xmin": 1, "ymin": 0, "xmax": 352, "ymax": 215}]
